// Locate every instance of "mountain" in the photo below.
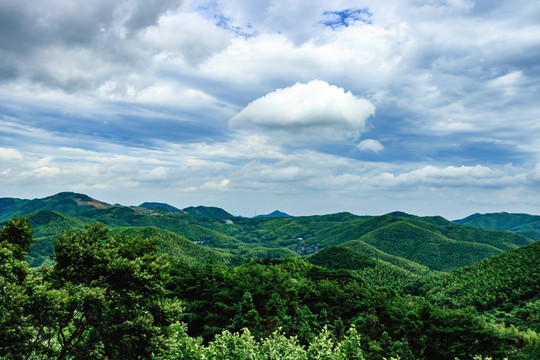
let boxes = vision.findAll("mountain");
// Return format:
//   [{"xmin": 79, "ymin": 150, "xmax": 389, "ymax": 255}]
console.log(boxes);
[
  {"xmin": 455, "ymin": 212, "xmax": 540, "ymax": 240},
  {"xmin": 109, "ymin": 226, "xmax": 239, "ymax": 266},
  {"xmin": 1, "ymin": 193, "xmax": 535, "ymax": 274},
  {"xmin": 3, "ymin": 201, "xmax": 538, "ymax": 360},
  {"xmin": 139, "ymin": 202, "xmax": 181, "ymax": 212},
  {"xmin": 357, "ymin": 221, "xmax": 503, "ymax": 271},
  {"xmin": 425, "ymin": 240, "xmax": 540, "ymax": 332},
  {"xmin": 254, "ymin": 210, "xmax": 291, "ymax": 218},
  {"xmin": 25, "ymin": 210, "xmax": 91, "ymax": 266},
  {"xmin": 308, "ymin": 245, "xmax": 425, "ymax": 293},
  {"xmin": 0, "ymin": 192, "xmax": 111, "ymax": 221},
  {"xmin": 182, "ymin": 205, "xmax": 233, "ymax": 219}
]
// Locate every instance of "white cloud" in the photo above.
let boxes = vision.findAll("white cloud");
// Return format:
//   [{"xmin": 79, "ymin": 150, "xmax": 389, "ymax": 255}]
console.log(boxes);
[
  {"xmin": 22, "ymin": 166, "xmax": 61, "ymax": 178},
  {"xmin": 201, "ymin": 178, "xmax": 230, "ymax": 190},
  {"xmin": 1, "ymin": 0, "xmax": 540, "ymax": 218},
  {"xmin": 0, "ymin": 147, "xmax": 23, "ymax": 161},
  {"xmin": 357, "ymin": 139, "xmax": 384, "ymax": 153},
  {"xmin": 490, "ymin": 71, "xmax": 524, "ymax": 87},
  {"xmin": 384, "ymin": 165, "xmax": 513, "ymax": 187},
  {"xmin": 229, "ymin": 80, "xmax": 375, "ymax": 141},
  {"xmin": 140, "ymin": 11, "xmax": 231, "ymax": 66},
  {"xmin": 138, "ymin": 166, "xmax": 170, "ymax": 182}
]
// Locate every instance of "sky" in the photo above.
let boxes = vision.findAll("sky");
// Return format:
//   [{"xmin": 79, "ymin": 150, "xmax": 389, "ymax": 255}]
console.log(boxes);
[{"xmin": 1, "ymin": 0, "xmax": 539, "ymax": 219}]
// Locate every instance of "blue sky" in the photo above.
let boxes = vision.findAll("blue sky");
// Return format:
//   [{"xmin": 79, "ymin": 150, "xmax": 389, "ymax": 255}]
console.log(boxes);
[{"xmin": 1, "ymin": 0, "xmax": 539, "ymax": 219}]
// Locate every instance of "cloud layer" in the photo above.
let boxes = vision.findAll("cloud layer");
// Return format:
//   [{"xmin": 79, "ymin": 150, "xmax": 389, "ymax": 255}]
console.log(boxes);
[{"xmin": 1, "ymin": 0, "xmax": 540, "ymax": 218}]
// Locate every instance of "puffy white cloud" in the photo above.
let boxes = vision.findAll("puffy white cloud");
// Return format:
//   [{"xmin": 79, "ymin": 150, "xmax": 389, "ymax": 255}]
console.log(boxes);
[
  {"xmin": 229, "ymin": 80, "xmax": 375, "ymax": 141},
  {"xmin": 357, "ymin": 139, "xmax": 384, "ymax": 153}
]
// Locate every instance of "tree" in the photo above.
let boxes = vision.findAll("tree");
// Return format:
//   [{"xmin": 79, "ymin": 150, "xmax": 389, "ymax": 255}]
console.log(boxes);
[
  {"xmin": 0, "ymin": 216, "xmax": 35, "ymax": 359},
  {"xmin": 230, "ymin": 291, "xmax": 262, "ymax": 334},
  {"xmin": 34, "ymin": 223, "xmax": 181, "ymax": 359},
  {"xmin": 0, "ymin": 215, "xmax": 33, "ymax": 261}
]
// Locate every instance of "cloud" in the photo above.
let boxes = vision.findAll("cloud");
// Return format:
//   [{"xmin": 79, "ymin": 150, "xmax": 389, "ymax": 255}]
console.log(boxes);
[
  {"xmin": 140, "ymin": 11, "xmax": 232, "ymax": 66},
  {"xmin": 22, "ymin": 166, "xmax": 61, "ymax": 179},
  {"xmin": 201, "ymin": 178, "xmax": 230, "ymax": 190},
  {"xmin": 1, "ymin": 0, "xmax": 540, "ymax": 218},
  {"xmin": 381, "ymin": 164, "xmax": 514, "ymax": 188},
  {"xmin": 0, "ymin": 147, "xmax": 23, "ymax": 161},
  {"xmin": 229, "ymin": 80, "xmax": 375, "ymax": 141},
  {"xmin": 357, "ymin": 139, "xmax": 384, "ymax": 153}
]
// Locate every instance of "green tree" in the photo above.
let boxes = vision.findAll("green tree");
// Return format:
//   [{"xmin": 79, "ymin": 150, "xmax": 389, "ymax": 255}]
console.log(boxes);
[
  {"xmin": 0, "ymin": 216, "xmax": 36, "ymax": 359},
  {"xmin": 230, "ymin": 291, "xmax": 262, "ymax": 334},
  {"xmin": 30, "ymin": 223, "xmax": 181, "ymax": 359},
  {"xmin": 0, "ymin": 215, "xmax": 33, "ymax": 261}
]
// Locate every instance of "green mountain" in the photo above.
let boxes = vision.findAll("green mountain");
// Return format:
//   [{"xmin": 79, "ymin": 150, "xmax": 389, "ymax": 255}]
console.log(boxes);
[
  {"xmin": 25, "ymin": 210, "xmax": 91, "ymax": 266},
  {"xmin": 109, "ymin": 226, "xmax": 238, "ymax": 266},
  {"xmin": 426, "ymin": 240, "xmax": 540, "ymax": 332},
  {"xmin": 357, "ymin": 220, "xmax": 503, "ymax": 271},
  {"xmin": 254, "ymin": 210, "xmax": 291, "ymax": 218},
  {"xmin": 1, "ymin": 193, "xmax": 535, "ymax": 274},
  {"xmin": 455, "ymin": 212, "xmax": 540, "ymax": 240},
  {"xmin": 338, "ymin": 239, "xmax": 431, "ymax": 274},
  {"xmin": 139, "ymin": 202, "xmax": 181, "ymax": 212},
  {"xmin": 307, "ymin": 244, "xmax": 426, "ymax": 294},
  {"xmin": 182, "ymin": 205, "xmax": 233, "ymax": 219},
  {"xmin": 0, "ymin": 192, "xmax": 111, "ymax": 221},
  {"xmin": 2, "ymin": 194, "xmax": 540, "ymax": 359}
]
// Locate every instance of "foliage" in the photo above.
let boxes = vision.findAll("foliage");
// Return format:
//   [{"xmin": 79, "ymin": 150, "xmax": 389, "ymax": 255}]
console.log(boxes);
[
  {"xmin": 425, "ymin": 240, "xmax": 540, "ymax": 332},
  {"xmin": 110, "ymin": 226, "xmax": 239, "ymax": 266},
  {"xmin": 155, "ymin": 323, "xmax": 366, "ymax": 360},
  {"xmin": 167, "ymin": 256, "xmax": 528, "ymax": 359},
  {"xmin": 0, "ymin": 216, "xmax": 35, "ymax": 358},
  {"xmin": 1, "ymin": 220, "xmax": 181, "ymax": 359},
  {"xmin": 2, "ymin": 193, "xmax": 533, "ymax": 272},
  {"xmin": 1, "ymin": 195, "xmax": 540, "ymax": 359}
]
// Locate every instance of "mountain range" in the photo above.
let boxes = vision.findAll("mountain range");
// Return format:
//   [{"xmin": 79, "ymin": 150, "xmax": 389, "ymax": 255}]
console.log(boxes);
[
  {"xmin": 2, "ymin": 191, "xmax": 540, "ymax": 359},
  {"xmin": 0, "ymin": 192, "xmax": 535, "ymax": 271}
]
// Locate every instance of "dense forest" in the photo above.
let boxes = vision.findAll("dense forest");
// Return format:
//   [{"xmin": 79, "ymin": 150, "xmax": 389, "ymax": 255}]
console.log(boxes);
[{"xmin": 1, "ymin": 193, "xmax": 539, "ymax": 359}]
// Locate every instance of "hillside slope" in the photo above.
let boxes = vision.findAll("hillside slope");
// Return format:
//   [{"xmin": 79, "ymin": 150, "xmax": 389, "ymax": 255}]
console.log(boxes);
[
  {"xmin": 455, "ymin": 212, "xmax": 540, "ymax": 240},
  {"xmin": 358, "ymin": 221, "xmax": 504, "ymax": 271},
  {"xmin": 109, "ymin": 226, "xmax": 238, "ymax": 265},
  {"xmin": 0, "ymin": 192, "xmax": 111, "ymax": 221},
  {"xmin": 425, "ymin": 240, "xmax": 540, "ymax": 331}
]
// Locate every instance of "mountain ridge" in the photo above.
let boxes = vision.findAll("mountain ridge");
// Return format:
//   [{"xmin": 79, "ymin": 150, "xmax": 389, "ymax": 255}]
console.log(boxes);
[{"xmin": 1, "ymin": 192, "xmax": 536, "ymax": 271}]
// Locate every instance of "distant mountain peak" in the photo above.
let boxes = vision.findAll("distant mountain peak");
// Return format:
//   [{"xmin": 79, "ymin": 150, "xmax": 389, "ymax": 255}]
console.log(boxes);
[
  {"xmin": 46, "ymin": 192, "xmax": 111, "ymax": 208},
  {"xmin": 139, "ymin": 202, "xmax": 180, "ymax": 212},
  {"xmin": 385, "ymin": 211, "xmax": 414, "ymax": 218},
  {"xmin": 254, "ymin": 210, "xmax": 291, "ymax": 218},
  {"xmin": 182, "ymin": 205, "xmax": 233, "ymax": 220}
]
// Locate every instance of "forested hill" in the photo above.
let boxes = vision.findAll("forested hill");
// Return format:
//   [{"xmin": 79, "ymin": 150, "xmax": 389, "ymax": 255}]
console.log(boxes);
[
  {"xmin": 2, "ymin": 216, "xmax": 539, "ymax": 359},
  {"xmin": 0, "ymin": 192, "xmax": 535, "ymax": 271},
  {"xmin": 455, "ymin": 212, "xmax": 540, "ymax": 240},
  {"xmin": 1, "ymin": 193, "xmax": 540, "ymax": 359},
  {"xmin": 425, "ymin": 240, "xmax": 540, "ymax": 333}
]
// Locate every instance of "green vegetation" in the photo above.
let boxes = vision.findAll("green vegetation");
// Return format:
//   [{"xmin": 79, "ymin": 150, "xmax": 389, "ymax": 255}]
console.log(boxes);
[
  {"xmin": 425, "ymin": 240, "xmax": 540, "ymax": 330},
  {"xmin": 455, "ymin": 212, "xmax": 540, "ymax": 240},
  {"xmin": 2, "ymin": 193, "xmax": 540, "ymax": 359},
  {"xmin": 182, "ymin": 205, "xmax": 233, "ymax": 219},
  {"xmin": 2, "ymin": 193, "xmax": 532, "ymax": 271},
  {"xmin": 1, "ymin": 219, "xmax": 181, "ymax": 359},
  {"xmin": 110, "ymin": 226, "xmax": 240, "ymax": 266}
]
